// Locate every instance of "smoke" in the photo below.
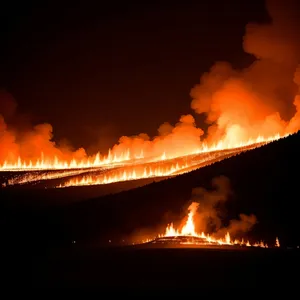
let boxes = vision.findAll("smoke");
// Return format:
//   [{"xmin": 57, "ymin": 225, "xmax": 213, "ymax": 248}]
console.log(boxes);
[
  {"xmin": 2, "ymin": 0, "xmax": 300, "ymax": 164},
  {"xmin": 0, "ymin": 90, "xmax": 87, "ymax": 163},
  {"xmin": 110, "ymin": 114, "xmax": 204, "ymax": 159},
  {"xmin": 103, "ymin": 0, "xmax": 300, "ymax": 159},
  {"xmin": 190, "ymin": 0, "xmax": 300, "ymax": 144},
  {"xmin": 189, "ymin": 176, "xmax": 257, "ymax": 236},
  {"xmin": 0, "ymin": 90, "xmax": 17, "ymax": 120},
  {"xmin": 216, "ymin": 214, "xmax": 257, "ymax": 238}
]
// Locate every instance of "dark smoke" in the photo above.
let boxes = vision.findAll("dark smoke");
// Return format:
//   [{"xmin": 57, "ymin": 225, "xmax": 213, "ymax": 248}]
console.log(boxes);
[{"xmin": 190, "ymin": 176, "xmax": 257, "ymax": 236}]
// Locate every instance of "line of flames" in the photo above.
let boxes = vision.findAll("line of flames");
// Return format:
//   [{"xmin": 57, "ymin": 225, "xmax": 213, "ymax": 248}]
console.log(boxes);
[
  {"xmin": 0, "ymin": 149, "xmax": 133, "ymax": 172},
  {"xmin": 58, "ymin": 134, "xmax": 284, "ymax": 188},
  {"xmin": 140, "ymin": 232, "xmax": 280, "ymax": 248},
  {"xmin": 0, "ymin": 133, "xmax": 283, "ymax": 172},
  {"xmin": 58, "ymin": 162, "xmax": 189, "ymax": 187},
  {"xmin": 4, "ymin": 145, "xmax": 244, "ymax": 186}
]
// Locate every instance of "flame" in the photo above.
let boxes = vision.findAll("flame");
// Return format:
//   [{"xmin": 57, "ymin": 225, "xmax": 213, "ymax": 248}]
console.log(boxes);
[
  {"xmin": 0, "ymin": 150, "xmax": 133, "ymax": 171},
  {"xmin": 0, "ymin": 133, "xmax": 285, "ymax": 172},
  {"xmin": 4, "ymin": 169, "xmax": 92, "ymax": 186},
  {"xmin": 143, "ymin": 204, "xmax": 280, "ymax": 248},
  {"xmin": 3, "ymin": 137, "xmax": 266, "ymax": 187},
  {"xmin": 0, "ymin": 133, "xmax": 291, "ymax": 188},
  {"xmin": 54, "ymin": 133, "xmax": 286, "ymax": 188},
  {"xmin": 58, "ymin": 162, "xmax": 188, "ymax": 187}
]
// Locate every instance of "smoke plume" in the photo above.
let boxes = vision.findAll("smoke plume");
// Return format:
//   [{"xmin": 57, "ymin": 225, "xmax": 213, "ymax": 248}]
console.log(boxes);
[
  {"xmin": 111, "ymin": 0, "xmax": 300, "ymax": 157},
  {"xmin": 1, "ymin": 0, "xmax": 300, "ymax": 165},
  {"xmin": 0, "ymin": 90, "xmax": 87, "ymax": 163},
  {"xmin": 190, "ymin": 0, "xmax": 300, "ymax": 145},
  {"xmin": 110, "ymin": 114, "xmax": 204, "ymax": 159},
  {"xmin": 189, "ymin": 176, "xmax": 257, "ymax": 236}
]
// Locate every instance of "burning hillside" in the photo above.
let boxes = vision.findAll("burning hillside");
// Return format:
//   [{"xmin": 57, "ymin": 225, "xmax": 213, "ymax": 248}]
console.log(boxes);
[
  {"xmin": 2, "ymin": 135, "xmax": 286, "ymax": 188},
  {"xmin": 1, "ymin": 0, "xmax": 300, "ymax": 188},
  {"xmin": 0, "ymin": 130, "xmax": 284, "ymax": 173}
]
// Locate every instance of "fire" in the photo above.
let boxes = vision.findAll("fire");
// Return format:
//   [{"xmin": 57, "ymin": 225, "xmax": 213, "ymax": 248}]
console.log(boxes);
[
  {"xmin": 1, "ymin": 1, "xmax": 300, "ymax": 187},
  {"xmin": 145, "ymin": 203, "xmax": 279, "ymax": 248},
  {"xmin": 1, "ymin": 133, "xmax": 289, "ymax": 187},
  {"xmin": 193, "ymin": 133, "xmax": 282, "ymax": 156},
  {"xmin": 57, "ymin": 134, "xmax": 284, "ymax": 188},
  {"xmin": 58, "ymin": 162, "xmax": 189, "ymax": 187},
  {"xmin": 0, "ymin": 150, "xmax": 133, "ymax": 172},
  {"xmin": 4, "ymin": 169, "xmax": 92, "ymax": 186},
  {"xmin": 0, "ymin": 133, "xmax": 285, "ymax": 172}
]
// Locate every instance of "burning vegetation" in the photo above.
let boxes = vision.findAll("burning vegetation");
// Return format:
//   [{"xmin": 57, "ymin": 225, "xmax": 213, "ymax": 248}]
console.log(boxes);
[
  {"xmin": 1, "ymin": 0, "xmax": 300, "ymax": 189},
  {"xmin": 138, "ymin": 177, "xmax": 281, "ymax": 248},
  {"xmin": 145, "ymin": 209, "xmax": 280, "ymax": 248}
]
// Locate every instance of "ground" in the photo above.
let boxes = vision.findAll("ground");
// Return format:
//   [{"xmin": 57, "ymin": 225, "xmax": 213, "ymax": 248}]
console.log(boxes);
[
  {"xmin": 4, "ymin": 245, "xmax": 299, "ymax": 288},
  {"xmin": 1, "ymin": 134, "xmax": 300, "ymax": 289}
]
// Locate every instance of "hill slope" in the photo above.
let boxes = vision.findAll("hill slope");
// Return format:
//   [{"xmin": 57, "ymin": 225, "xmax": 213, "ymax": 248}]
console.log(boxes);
[{"xmin": 1, "ymin": 133, "xmax": 300, "ymax": 248}]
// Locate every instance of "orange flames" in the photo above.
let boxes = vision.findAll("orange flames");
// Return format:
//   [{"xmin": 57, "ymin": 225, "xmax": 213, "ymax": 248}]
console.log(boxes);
[
  {"xmin": 0, "ymin": 132, "xmax": 283, "ymax": 172},
  {"xmin": 59, "ymin": 162, "xmax": 188, "ymax": 187},
  {"xmin": 1, "ymin": 0, "xmax": 300, "ymax": 188},
  {"xmin": 142, "ymin": 202, "xmax": 279, "ymax": 248},
  {"xmin": 56, "ymin": 133, "xmax": 286, "ymax": 188},
  {"xmin": 0, "ymin": 150, "xmax": 133, "ymax": 171},
  {"xmin": 1, "ymin": 133, "xmax": 283, "ymax": 187}
]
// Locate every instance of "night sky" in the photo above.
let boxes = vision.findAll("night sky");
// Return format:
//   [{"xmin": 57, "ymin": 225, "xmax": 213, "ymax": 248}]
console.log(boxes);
[{"xmin": 0, "ymin": 1, "xmax": 269, "ymax": 153}]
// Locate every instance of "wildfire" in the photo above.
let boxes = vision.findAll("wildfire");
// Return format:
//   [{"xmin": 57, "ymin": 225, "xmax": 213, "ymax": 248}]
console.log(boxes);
[
  {"xmin": 0, "ymin": 1, "xmax": 299, "ymax": 188},
  {"xmin": 144, "ymin": 203, "xmax": 279, "ymax": 248},
  {"xmin": 1, "ymin": 133, "xmax": 289, "ymax": 188},
  {"xmin": 58, "ymin": 162, "xmax": 189, "ymax": 187},
  {"xmin": 0, "ymin": 150, "xmax": 133, "ymax": 172},
  {"xmin": 54, "ymin": 133, "xmax": 286, "ymax": 188},
  {"xmin": 3, "ymin": 169, "xmax": 93, "ymax": 186},
  {"xmin": 0, "ymin": 133, "xmax": 285, "ymax": 172}
]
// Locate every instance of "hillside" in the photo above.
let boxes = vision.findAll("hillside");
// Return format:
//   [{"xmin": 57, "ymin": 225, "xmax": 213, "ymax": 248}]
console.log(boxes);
[
  {"xmin": 0, "ymin": 142, "xmax": 261, "ymax": 206},
  {"xmin": 1, "ymin": 133, "xmax": 300, "ymax": 248}
]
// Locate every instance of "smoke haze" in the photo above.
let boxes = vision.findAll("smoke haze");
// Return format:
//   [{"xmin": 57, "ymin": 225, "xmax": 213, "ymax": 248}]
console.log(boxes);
[
  {"xmin": 0, "ymin": 90, "xmax": 87, "ymax": 163},
  {"xmin": 1, "ymin": 0, "xmax": 300, "ymax": 164},
  {"xmin": 108, "ymin": 0, "xmax": 300, "ymax": 159},
  {"xmin": 186, "ymin": 176, "xmax": 257, "ymax": 237},
  {"xmin": 190, "ymin": 0, "xmax": 300, "ymax": 144}
]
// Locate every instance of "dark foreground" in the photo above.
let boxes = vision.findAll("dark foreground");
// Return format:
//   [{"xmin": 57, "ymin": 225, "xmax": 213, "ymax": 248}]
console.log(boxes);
[{"xmin": 5, "ymin": 245, "xmax": 299, "ymax": 288}]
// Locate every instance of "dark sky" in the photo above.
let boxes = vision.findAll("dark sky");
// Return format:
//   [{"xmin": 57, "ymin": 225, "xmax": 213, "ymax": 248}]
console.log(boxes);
[{"xmin": 0, "ymin": 0, "xmax": 269, "ymax": 153}]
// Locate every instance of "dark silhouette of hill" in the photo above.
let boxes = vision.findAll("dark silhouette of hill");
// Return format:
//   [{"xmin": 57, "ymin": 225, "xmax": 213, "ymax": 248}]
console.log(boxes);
[
  {"xmin": 1, "ymin": 133, "xmax": 300, "ymax": 249},
  {"xmin": 0, "ymin": 175, "xmax": 162, "ymax": 206}
]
